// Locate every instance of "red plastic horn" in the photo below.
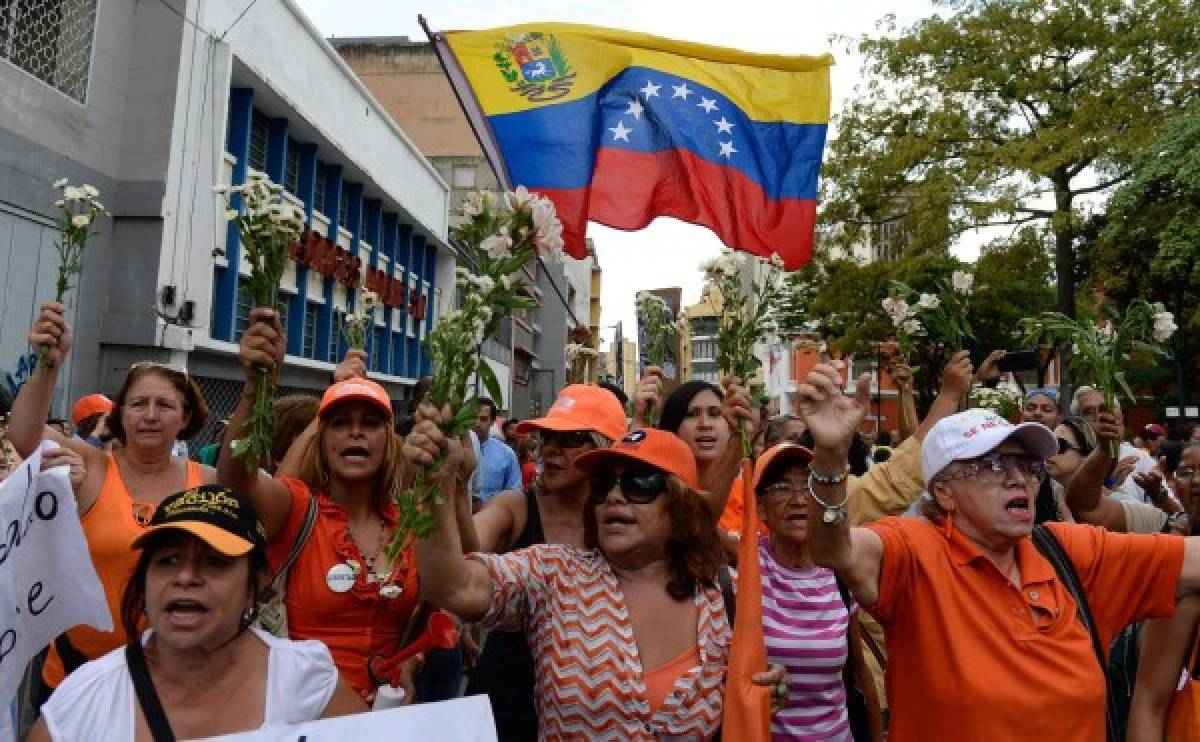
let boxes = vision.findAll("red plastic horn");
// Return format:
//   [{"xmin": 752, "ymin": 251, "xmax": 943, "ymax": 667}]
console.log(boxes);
[{"xmin": 369, "ymin": 610, "xmax": 461, "ymax": 687}]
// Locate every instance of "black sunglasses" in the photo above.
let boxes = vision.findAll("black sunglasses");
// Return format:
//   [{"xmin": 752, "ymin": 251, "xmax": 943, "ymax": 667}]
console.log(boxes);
[
  {"xmin": 538, "ymin": 430, "xmax": 594, "ymax": 449},
  {"xmin": 1143, "ymin": 433, "xmax": 1160, "ymax": 442},
  {"xmin": 1057, "ymin": 437, "xmax": 1081, "ymax": 455},
  {"xmin": 589, "ymin": 468, "xmax": 668, "ymax": 505}
]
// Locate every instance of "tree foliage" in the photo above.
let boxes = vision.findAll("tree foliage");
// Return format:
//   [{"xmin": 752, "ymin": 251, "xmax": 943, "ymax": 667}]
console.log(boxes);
[{"xmin": 821, "ymin": 0, "xmax": 1200, "ymax": 320}]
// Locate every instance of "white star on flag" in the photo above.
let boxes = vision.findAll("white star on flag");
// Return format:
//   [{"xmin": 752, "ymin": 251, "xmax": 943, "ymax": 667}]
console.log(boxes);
[
  {"xmin": 609, "ymin": 120, "xmax": 633, "ymax": 142},
  {"xmin": 718, "ymin": 141, "xmax": 738, "ymax": 158},
  {"xmin": 640, "ymin": 80, "xmax": 661, "ymax": 98},
  {"xmin": 697, "ymin": 97, "xmax": 718, "ymax": 113},
  {"xmin": 625, "ymin": 99, "xmax": 644, "ymax": 120},
  {"xmin": 714, "ymin": 117, "xmax": 735, "ymax": 134},
  {"xmin": 672, "ymin": 82, "xmax": 692, "ymax": 99}
]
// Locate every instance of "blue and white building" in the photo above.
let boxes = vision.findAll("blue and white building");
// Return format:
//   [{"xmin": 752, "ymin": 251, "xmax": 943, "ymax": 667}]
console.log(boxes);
[{"xmin": 0, "ymin": 0, "xmax": 453, "ymax": 441}]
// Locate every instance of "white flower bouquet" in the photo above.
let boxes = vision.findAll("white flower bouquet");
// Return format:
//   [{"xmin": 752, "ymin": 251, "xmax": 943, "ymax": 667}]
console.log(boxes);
[
  {"xmin": 968, "ymin": 384, "xmax": 1024, "ymax": 422},
  {"xmin": 883, "ymin": 270, "xmax": 975, "ymax": 361},
  {"xmin": 38, "ymin": 179, "xmax": 109, "ymax": 368},
  {"xmin": 214, "ymin": 174, "xmax": 306, "ymax": 468},
  {"xmin": 342, "ymin": 288, "xmax": 379, "ymax": 352},
  {"xmin": 1020, "ymin": 298, "xmax": 1176, "ymax": 456},
  {"xmin": 706, "ymin": 250, "xmax": 786, "ymax": 457},
  {"xmin": 387, "ymin": 187, "xmax": 561, "ymax": 557}
]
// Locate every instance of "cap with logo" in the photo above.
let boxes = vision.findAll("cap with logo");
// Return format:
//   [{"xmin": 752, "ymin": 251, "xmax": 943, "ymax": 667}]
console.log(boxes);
[
  {"xmin": 922, "ymin": 409, "xmax": 1057, "ymax": 485},
  {"xmin": 753, "ymin": 443, "xmax": 814, "ymax": 492},
  {"xmin": 71, "ymin": 393, "xmax": 113, "ymax": 426},
  {"xmin": 318, "ymin": 378, "xmax": 393, "ymax": 420},
  {"xmin": 515, "ymin": 384, "xmax": 628, "ymax": 442},
  {"xmin": 574, "ymin": 429, "xmax": 700, "ymax": 491},
  {"xmin": 130, "ymin": 485, "xmax": 267, "ymax": 557}
]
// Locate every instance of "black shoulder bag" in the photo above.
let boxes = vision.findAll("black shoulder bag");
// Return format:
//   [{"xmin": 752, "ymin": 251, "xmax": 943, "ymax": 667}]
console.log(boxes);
[
  {"xmin": 125, "ymin": 642, "xmax": 176, "ymax": 742},
  {"xmin": 1031, "ymin": 524, "xmax": 1119, "ymax": 742}
]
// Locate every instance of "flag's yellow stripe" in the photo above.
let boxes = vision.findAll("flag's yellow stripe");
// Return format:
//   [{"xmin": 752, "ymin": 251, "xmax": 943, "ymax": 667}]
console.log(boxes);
[{"xmin": 444, "ymin": 22, "xmax": 832, "ymax": 124}]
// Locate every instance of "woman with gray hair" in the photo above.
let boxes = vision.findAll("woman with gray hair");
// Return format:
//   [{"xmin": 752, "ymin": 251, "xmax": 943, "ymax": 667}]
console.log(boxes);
[{"xmin": 794, "ymin": 362, "xmax": 1200, "ymax": 740}]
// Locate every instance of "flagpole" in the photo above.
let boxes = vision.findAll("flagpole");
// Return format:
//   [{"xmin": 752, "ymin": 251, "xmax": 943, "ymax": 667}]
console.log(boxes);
[{"xmin": 418, "ymin": 15, "xmax": 585, "ymax": 331}]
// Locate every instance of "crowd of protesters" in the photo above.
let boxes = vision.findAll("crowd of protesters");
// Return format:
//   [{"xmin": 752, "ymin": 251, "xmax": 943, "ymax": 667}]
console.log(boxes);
[{"xmin": 5, "ymin": 300, "xmax": 1200, "ymax": 741}]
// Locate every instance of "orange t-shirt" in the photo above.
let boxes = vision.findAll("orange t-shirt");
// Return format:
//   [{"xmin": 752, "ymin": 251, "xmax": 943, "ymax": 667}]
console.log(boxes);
[
  {"xmin": 43, "ymin": 454, "xmax": 203, "ymax": 686},
  {"xmin": 717, "ymin": 475, "xmax": 768, "ymax": 537},
  {"xmin": 865, "ymin": 517, "xmax": 1184, "ymax": 741},
  {"xmin": 269, "ymin": 478, "xmax": 420, "ymax": 703}
]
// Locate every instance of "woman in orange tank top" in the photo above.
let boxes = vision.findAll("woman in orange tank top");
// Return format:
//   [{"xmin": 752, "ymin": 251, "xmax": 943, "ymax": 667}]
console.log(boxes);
[
  {"xmin": 10, "ymin": 302, "xmax": 215, "ymax": 695},
  {"xmin": 218, "ymin": 309, "xmax": 452, "ymax": 704}
]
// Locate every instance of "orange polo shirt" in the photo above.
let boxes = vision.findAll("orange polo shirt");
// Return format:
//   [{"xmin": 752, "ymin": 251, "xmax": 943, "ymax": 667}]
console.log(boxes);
[{"xmin": 865, "ymin": 517, "xmax": 1184, "ymax": 741}]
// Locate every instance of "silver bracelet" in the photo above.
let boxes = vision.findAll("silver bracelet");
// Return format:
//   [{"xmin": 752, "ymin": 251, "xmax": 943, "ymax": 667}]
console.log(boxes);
[
  {"xmin": 810, "ymin": 466, "xmax": 848, "ymax": 485},
  {"xmin": 808, "ymin": 471, "xmax": 849, "ymax": 524}
]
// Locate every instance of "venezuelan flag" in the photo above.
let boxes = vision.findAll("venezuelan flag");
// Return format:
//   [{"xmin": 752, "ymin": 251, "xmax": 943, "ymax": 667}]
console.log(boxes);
[{"xmin": 437, "ymin": 23, "xmax": 832, "ymax": 270}]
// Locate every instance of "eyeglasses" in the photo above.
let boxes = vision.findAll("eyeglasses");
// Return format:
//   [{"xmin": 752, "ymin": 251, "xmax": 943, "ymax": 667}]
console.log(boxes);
[
  {"xmin": 1056, "ymin": 438, "xmax": 1082, "ymax": 455},
  {"xmin": 761, "ymin": 479, "xmax": 806, "ymax": 503},
  {"xmin": 538, "ymin": 430, "xmax": 595, "ymax": 450},
  {"xmin": 589, "ymin": 468, "xmax": 668, "ymax": 504},
  {"xmin": 940, "ymin": 454, "xmax": 1047, "ymax": 484},
  {"xmin": 1177, "ymin": 467, "xmax": 1200, "ymax": 480},
  {"xmin": 129, "ymin": 361, "xmax": 189, "ymax": 376}
]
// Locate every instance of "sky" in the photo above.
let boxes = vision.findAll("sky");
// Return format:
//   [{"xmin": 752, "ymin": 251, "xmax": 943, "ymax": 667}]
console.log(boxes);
[{"xmin": 293, "ymin": 0, "xmax": 941, "ymax": 349}]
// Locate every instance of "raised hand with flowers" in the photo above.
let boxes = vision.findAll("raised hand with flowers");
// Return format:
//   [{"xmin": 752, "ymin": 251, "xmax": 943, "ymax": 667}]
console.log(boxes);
[
  {"xmin": 213, "ymin": 173, "xmax": 306, "ymax": 468},
  {"xmin": 565, "ymin": 325, "xmax": 598, "ymax": 384},
  {"xmin": 342, "ymin": 287, "xmax": 380, "ymax": 352},
  {"xmin": 37, "ymin": 179, "xmax": 109, "ymax": 369},
  {"xmin": 1020, "ymin": 298, "xmax": 1176, "ymax": 456},
  {"xmin": 387, "ymin": 187, "xmax": 561, "ymax": 558}
]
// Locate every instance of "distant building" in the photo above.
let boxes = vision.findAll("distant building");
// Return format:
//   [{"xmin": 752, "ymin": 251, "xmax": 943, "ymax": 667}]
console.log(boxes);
[{"xmin": 332, "ymin": 36, "xmax": 595, "ymax": 417}]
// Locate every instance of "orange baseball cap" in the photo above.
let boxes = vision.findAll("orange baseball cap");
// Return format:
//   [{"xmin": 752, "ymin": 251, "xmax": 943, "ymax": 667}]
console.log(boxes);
[
  {"xmin": 318, "ymin": 378, "xmax": 393, "ymax": 420},
  {"xmin": 574, "ymin": 429, "xmax": 701, "ymax": 491},
  {"xmin": 71, "ymin": 393, "xmax": 113, "ymax": 426},
  {"xmin": 752, "ymin": 443, "xmax": 813, "ymax": 492},
  {"xmin": 516, "ymin": 384, "xmax": 627, "ymax": 442}
]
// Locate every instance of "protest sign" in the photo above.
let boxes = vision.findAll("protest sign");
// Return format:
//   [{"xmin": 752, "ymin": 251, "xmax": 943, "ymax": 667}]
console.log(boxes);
[
  {"xmin": 203, "ymin": 695, "xmax": 497, "ymax": 741},
  {"xmin": 0, "ymin": 443, "xmax": 111, "ymax": 705}
]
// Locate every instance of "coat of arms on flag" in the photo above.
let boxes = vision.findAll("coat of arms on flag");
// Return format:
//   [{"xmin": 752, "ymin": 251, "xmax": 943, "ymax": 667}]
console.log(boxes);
[{"xmin": 491, "ymin": 32, "xmax": 576, "ymax": 102}]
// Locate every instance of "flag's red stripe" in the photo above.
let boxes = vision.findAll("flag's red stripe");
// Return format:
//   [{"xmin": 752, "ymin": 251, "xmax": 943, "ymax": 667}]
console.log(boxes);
[{"xmin": 535, "ymin": 147, "xmax": 816, "ymax": 270}]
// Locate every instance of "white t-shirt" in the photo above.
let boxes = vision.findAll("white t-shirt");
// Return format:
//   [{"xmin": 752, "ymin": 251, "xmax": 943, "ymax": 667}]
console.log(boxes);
[
  {"xmin": 1110, "ymin": 442, "xmax": 1164, "ymax": 504},
  {"xmin": 42, "ymin": 628, "xmax": 338, "ymax": 741}
]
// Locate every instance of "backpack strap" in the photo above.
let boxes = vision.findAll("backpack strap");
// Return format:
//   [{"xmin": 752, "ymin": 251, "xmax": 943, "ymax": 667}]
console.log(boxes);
[
  {"xmin": 263, "ymin": 494, "xmax": 319, "ymax": 602},
  {"xmin": 1031, "ymin": 524, "xmax": 1119, "ymax": 742},
  {"xmin": 717, "ymin": 566, "xmax": 736, "ymax": 628},
  {"xmin": 54, "ymin": 632, "xmax": 90, "ymax": 675},
  {"xmin": 125, "ymin": 643, "xmax": 176, "ymax": 742}
]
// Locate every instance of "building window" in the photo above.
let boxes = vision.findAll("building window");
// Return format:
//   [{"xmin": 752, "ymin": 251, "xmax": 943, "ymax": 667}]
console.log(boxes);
[
  {"xmin": 330, "ymin": 308, "xmax": 345, "ymax": 361},
  {"xmin": 302, "ymin": 301, "xmax": 318, "ymax": 358},
  {"xmin": 452, "ymin": 165, "xmax": 476, "ymax": 189},
  {"xmin": 692, "ymin": 338, "xmax": 716, "ymax": 361},
  {"xmin": 0, "ymin": 0, "xmax": 96, "ymax": 102},
  {"xmin": 314, "ymin": 161, "xmax": 327, "ymax": 214},
  {"xmin": 248, "ymin": 110, "xmax": 269, "ymax": 172},
  {"xmin": 691, "ymin": 317, "xmax": 717, "ymax": 336},
  {"xmin": 339, "ymin": 186, "xmax": 351, "ymax": 229},
  {"xmin": 284, "ymin": 138, "xmax": 300, "ymax": 195},
  {"xmin": 234, "ymin": 279, "xmax": 252, "ymax": 341},
  {"xmin": 514, "ymin": 353, "xmax": 531, "ymax": 385}
]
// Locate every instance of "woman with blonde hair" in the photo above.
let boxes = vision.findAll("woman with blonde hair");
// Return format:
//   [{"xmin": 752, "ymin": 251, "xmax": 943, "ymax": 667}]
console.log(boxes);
[{"xmin": 218, "ymin": 309, "xmax": 473, "ymax": 704}]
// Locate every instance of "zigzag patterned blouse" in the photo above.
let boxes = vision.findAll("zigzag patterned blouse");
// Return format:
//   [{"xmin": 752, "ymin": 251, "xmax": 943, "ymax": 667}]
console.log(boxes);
[{"xmin": 473, "ymin": 544, "xmax": 731, "ymax": 741}]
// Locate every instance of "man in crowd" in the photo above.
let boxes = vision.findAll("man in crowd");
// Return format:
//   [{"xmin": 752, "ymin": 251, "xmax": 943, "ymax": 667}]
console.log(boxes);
[
  {"xmin": 501, "ymin": 417, "xmax": 521, "ymax": 449},
  {"xmin": 1072, "ymin": 386, "xmax": 1162, "ymax": 504},
  {"xmin": 472, "ymin": 397, "xmax": 522, "ymax": 506},
  {"xmin": 1142, "ymin": 423, "xmax": 1167, "ymax": 457}
]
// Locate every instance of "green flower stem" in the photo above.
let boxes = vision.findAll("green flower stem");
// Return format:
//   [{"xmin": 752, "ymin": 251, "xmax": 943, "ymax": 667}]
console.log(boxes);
[
  {"xmin": 739, "ymin": 418, "xmax": 752, "ymax": 460},
  {"xmin": 232, "ymin": 367, "xmax": 276, "ymax": 472}
]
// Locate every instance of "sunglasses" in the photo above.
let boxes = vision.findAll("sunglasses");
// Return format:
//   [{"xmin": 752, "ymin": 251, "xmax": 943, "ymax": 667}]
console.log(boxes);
[
  {"xmin": 1143, "ymin": 433, "xmax": 1160, "ymax": 442},
  {"xmin": 538, "ymin": 430, "xmax": 594, "ymax": 449},
  {"xmin": 589, "ymin": 468, "xmax": 668, "ymax": 505},
  {"xmin": 1026, "ymin": 388, "xmax": 1059, "ymax": 401},
  {"xmin": 1057, "ymin": 437, "xmax": 1081, "ymax": 455}
]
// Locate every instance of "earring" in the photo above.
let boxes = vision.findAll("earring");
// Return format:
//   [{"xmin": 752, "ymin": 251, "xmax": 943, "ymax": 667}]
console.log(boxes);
[{"xmin": 242, "ymin": 607, "xmax": 254, "ymax": 624}]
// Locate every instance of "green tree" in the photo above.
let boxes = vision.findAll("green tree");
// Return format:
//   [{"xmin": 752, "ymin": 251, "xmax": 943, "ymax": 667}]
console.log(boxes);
[
  {"xmin": 822, "ymin": 0, "xmax": 1200, "ymax": 320},
  {"xmin": 1089, "ymin": 101, "xmax": 1200, "ymax": 410}
]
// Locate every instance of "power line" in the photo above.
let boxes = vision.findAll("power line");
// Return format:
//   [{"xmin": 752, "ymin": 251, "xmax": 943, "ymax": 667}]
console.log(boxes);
[
  {"xmin": 152, "ymin": 0, "xmax": 217, "ymax": 39},
  {"xmin": 219, "ymin": 0, "xmax": 262, "ymax": 40}
]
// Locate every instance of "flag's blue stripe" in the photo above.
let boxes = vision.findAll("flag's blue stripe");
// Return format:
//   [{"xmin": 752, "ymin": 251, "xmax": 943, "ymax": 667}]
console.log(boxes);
[{"xmin": 487, "ymin": 65, "xmax": 827, "ymax": 200}]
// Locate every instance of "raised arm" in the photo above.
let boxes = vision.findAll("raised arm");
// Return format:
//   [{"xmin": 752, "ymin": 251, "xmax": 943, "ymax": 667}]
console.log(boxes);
[
  {"xmin": 913, "ymin": 351, "xmax": 974, "ymax": 443},
  {"xmin": 1127, "ymin": 596, "xmax": 1200, "ymax": 742},
  {"xmin": 473, "ymin": 490, "xmax": 524, "ymax": 553},
  {"xmin": 699, "ymin": 375, "xmax": 752, "ymax": 521},
  {"xmin": 217, "ymin": 308, "xmax": 294, "ymax": 540},
  {"xmin": 630, "ymin": 366, "xmax": 661, "ymax": 430},
  {"xmin": 796, "ymin": 363, "xmax": 886, "ymax": 608},
  {"xmin": 409, "ymin": 405, "xmax": 494, "ymax": 620},
  {"xmin": 1064, "ymin": 412, "xmax": 1127, "ymax": 531},
  {"xmin": 890, "ymin": 361, "xmax": 918, "ymax": 442},
  {"xmin": 10, "ymin": 303, "xmax": 91, "ymax": 457}
]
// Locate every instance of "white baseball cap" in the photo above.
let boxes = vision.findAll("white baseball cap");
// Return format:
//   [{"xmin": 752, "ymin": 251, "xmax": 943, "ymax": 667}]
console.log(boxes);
[{"xmin": 921, "ymin": 409, "xmax": 1057, "ymax": 485}]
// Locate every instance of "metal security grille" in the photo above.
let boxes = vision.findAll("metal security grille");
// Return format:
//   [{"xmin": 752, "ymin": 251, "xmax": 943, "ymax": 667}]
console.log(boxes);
[
  {"xmin": 188, "ymin": 376, "xmax": 320, "ymax": 451},
  {"xmin": 0, "ymin": 0, "xmax": 96, "ymax": 102}
]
